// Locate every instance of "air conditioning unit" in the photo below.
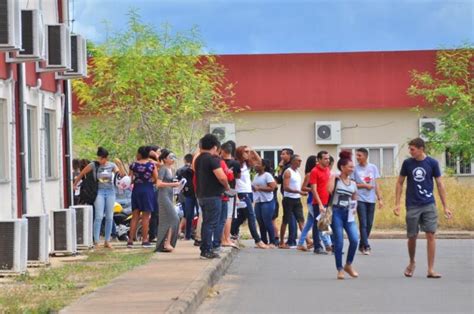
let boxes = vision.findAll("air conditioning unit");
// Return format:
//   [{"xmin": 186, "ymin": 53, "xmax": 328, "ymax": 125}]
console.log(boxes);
[
  {"xmin": 209, "ymin": 123, "xmax": 236, "ymax": 143},
  {"xmin": 0, "ymin": 0, "xmax": 22, "ymax": 52},
  {"xmin": 56, "ymin": 34, "xmax": 88, "ymax": 79},
  {"xmin": 0, "ymin": 219, "xmax": 28, "ymax": 275},
  {"xmin": 6, "ymin": 10, "xmax": 45, "ymax": 63},
  {"xmin": 23, "ymin": 213, "xmax": 50, "ymax": 266},
  {"xmin": 36, "ymin": 24, "xmax": 71, "ymax": 72},
  {"xmin": 419, "ymin": 118, "xmax": 442, "ymax": 141},
  {"xmin": 315, "ymin": 121, "xmax": 341, "ymax": 145},
  {"xmin": 70, "ymin": 205, "xmax": 93, "ymax": 249},
  {"xmin": 50, "ymin": 208, "xmax": 77, "ymax": 256}
]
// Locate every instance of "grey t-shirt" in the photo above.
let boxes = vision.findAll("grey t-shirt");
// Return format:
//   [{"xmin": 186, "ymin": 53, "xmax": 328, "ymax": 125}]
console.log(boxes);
[
  {"xmin": 352, "ymin": 163, "xmax": 380, "ymax": 203},
  {"xmin": 158, "ymin": 167, "xmax": 174, "ymax": 200},
  {"xmin": 332, "ymin": 179, "xmax": 357, "ymax": 208},
  {"xmin": 252, "ymin": 172, "xmax": 275, "ymax": 203},
  {"xmin": 90, "ymin": 161, "xmax": 116, "ymax": 190}
]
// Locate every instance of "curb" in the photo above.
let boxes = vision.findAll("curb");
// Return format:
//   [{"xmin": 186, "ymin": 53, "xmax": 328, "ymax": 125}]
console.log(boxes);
[
  {"xmin": 165, "ymin": 247, "xmax": 238, "ymax": 314},
  {"xmin": 370, "ymin": 231, "xmax": 474, "ymax": 239}
]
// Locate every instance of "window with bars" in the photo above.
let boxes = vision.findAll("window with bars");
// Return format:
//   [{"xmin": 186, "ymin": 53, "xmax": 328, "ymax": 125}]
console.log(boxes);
[
  {"xmin": 27, "ymin": 106, "xmax": 39, "ymax": 180},
  {"xmin": 340, "ymin": 145, "xmax": 397, "ymax": 177},
  {"xmin": 254, "ymin": 147, "xmax": 289, "ymax": 173},
  {"xmin": 0, "ymin": 99, "xmax": 7, "ymax": 180},
  {"xmin": 445, "ymin": 149, "xmax": 472, "ymax": 175}
]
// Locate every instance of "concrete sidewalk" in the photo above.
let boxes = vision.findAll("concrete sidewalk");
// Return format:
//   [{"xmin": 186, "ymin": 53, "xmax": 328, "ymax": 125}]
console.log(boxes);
[{"xmin": 61, "ymin": 241, "xmax": 237, "ymax": 314}]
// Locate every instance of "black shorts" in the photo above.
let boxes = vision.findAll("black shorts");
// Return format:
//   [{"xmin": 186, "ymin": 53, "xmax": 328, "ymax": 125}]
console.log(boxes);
[{"xmin": 282, "ymin": 197, "xmax": 305, "ymax": 224}]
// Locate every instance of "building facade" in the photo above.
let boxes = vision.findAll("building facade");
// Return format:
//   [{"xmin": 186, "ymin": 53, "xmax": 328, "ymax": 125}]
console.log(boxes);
[
  {"xmin": 0, "ymin": 0, "xmax": 86, "ymax": 219},
  {"xmin": 212, "ymin": 51, "xmax": 472, "ymax": 182}
]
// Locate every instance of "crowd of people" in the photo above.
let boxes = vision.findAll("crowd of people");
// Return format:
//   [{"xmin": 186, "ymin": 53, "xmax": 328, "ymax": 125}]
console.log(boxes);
[{"xmin": 72, "ymin": 135, "xmax": 452, "ymax": 280}]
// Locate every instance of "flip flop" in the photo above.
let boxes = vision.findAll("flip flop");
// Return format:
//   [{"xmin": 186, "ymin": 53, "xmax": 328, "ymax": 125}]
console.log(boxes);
[
  {"xmin": 427, "ymin": 273, "xmax": 442, "ymax": 279},
  {"xmin": 223, "ymin": 244, "xmax": 240, "ymax": 250},
  {"xmin": 404, "ymin": 265, "xmax": 416, "ymax": 277}
]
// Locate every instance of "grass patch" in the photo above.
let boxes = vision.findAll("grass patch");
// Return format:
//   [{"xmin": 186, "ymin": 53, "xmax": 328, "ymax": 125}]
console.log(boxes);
[{"xmin": 0, "ymin": 249, "xmax": 153, "ymax": 313}]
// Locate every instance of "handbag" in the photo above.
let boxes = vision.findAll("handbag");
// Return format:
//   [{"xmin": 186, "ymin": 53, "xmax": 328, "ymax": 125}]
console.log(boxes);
[{"xmin": 317, "ymin": 178, "xmax": 338, "ymax": 234}]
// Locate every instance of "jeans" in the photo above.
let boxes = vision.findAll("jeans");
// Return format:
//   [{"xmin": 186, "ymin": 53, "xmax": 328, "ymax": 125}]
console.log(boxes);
[
  {"xmin": 287, "ymin": 212, "xmax": 297, "ymax": 246},
  {"xmin": 213, "ymin": 200, "xmax": 228, "ymax": 248},
  {"xmin": 237, "ymin": 193, "xmax": 262, "ymax": 243},
  {"xmin": 255, "ymin": 201, "xmax": 276, "ymax": 245},
  {"xmin": 298, "ymin": 211, "xmax": 314, "ymax": 246},
  {"xmin": 199, "ymin": 197, "xmax": 222, "ymax": 254},
  {"xmin": 357, "ymin": 201, "xmax": 376, "ymax": 250},
  {"xmin": 184, "ymin": 196, "xmax": 198, "ymax": 240},
  {"xmin": 311, "ymin": 205, "xmax": 323, "ymax": 251},
  {"xmin": 331, "ymin": 205, "xmax": 359, "ymax": 271},
  {"xmin": 231, "ymin": 207, "xmax": 246, "ymax": 236},
  {"xmin": 149, "ymin": 189, "xmax": 159, "ymax": 240},
  {"xmin": 93, "ymin": 188, "xmax": 115, "ymax": 242}
]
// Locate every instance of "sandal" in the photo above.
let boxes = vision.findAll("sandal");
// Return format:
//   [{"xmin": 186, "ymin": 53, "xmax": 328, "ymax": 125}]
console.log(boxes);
[
  {"xmin": 404, "ymin": 264, "xmax": 416, "ymax": 278},
  {"xmin": 427, "ymin": 272, "xmax": 442, "ymax": 279}
]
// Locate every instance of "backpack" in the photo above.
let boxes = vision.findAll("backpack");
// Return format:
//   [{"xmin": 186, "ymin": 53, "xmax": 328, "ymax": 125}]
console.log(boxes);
[{"xmin": 79, "ymin": 161, "xmax": 100, "ymax": 205}]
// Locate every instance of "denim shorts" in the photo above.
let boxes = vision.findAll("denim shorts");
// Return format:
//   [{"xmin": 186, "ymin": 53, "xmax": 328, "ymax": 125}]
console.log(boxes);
[{"xmin": 406, "ymin": 203, "xmax": 438, "ymax": 237}]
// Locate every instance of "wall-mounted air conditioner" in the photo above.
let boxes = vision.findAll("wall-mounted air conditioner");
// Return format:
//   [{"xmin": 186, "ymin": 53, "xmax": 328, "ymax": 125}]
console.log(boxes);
[
  {"xmin": 36, "ymin": 24, "xmax": 71, "ymax": 72},
  {"xmin": 0, "ymin": 0, "xmax": 22, "ymax": 52},
  {"xmin": 419, "ymin": 118, "xmax": 442, "ymax": 141},
  {"xmin": 210, "ymin": 123, "xmax": 236, "ymax": 143},
  {"xmin": 56, "ymin": 34, "xmax": 88, "ymax": 79},
  {"xmin": 315, "ymin": 121, "xmax": 341, "ymax": 145},
  {"xmin": 6, "ymin": 10, "xmax": 44, "ymax": 63},
  {"xmin": 23, "ymin": 213, "xmax": 50, "ymax": 266},
  {"xmin": 50, "ymin": 208, "xmax": 77, "ymax": 255},
  {"xmin": 70, "ymin": 205, "xmax": 93, "ymax": 249},
  {"xmin": 0, "ymin": 219, "xmax": 28, "ymax": 274}
]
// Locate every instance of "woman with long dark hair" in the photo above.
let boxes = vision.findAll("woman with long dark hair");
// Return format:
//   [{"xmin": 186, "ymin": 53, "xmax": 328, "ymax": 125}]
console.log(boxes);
[
  {"xmin": 128, "ymin": 146, "xmax": 158, "ymax": 248},
  {"xmin": 155, "ymin": 149, "xmax": 181, "ymax": 252},
  {"xmin": 326, "ymin": 151, "xmax": 359, "ymax": 280},
  {"xmin": 234, "ymin": 146, "xmax": 268, "ymax": 249},
  {"xmin": 296, "ymin": 155, "xmax": 317, "ymax": 251}
]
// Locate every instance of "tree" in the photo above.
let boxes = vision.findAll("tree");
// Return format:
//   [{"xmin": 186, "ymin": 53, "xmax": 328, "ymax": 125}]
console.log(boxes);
[
  {"xmin": 408, "ymin": 46, "xmax": 473, "ymax": 161},
  {"xmin": 73, "ymin": 10, "xmax": 235, "ymax": 161}
]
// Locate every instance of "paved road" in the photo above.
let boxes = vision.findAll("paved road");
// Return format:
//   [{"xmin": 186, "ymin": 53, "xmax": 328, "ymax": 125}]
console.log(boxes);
[{"xmin": 198, "ymin": 239, "xmax": 474, "ymax": 314}]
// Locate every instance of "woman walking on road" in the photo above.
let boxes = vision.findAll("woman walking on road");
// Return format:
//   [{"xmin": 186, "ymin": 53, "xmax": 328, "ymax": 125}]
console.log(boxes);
[
  {"xmin": 326, "ymin": 151, "xmax": 360, "ymax": 280},
  {"xmin": 128, "ymin": 146, "xmax": 158, "ymax": 248},
  {"xmin": 155, "ymin": 149, "xmax": 181, "ymax": 253}
]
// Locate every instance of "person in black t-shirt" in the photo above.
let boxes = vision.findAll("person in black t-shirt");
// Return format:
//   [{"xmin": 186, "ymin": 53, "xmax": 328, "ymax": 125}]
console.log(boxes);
[
  {"xmin": 176, "ymin": 154, "xmax": 198, "ymax": 240},
  {"xmin": 194, "ymin": 134, "xmax": 231, "ymax": 259}
]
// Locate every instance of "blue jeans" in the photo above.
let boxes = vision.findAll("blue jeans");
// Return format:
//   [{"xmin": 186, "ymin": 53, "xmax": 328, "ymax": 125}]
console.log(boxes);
[
  {"xmin": 331, "ymin": 205, "xmax": 359, "ymax": 271},
  {"xmin": 298, "ymin": 211, "xmax": 314, "ymax": 246},
  {"xmin": 184, "ymin": 196, "xmax": 198, "ymax": 240},
  {"xmin": 357, "ymin": 201, "xmax": 376, "ymax": 250},
  {"xmin": 213, "ymin": 200, "xmax": 228, "ymax": 248},
  {"xmin": 255, "ymin": 201, "xmax": 276, "ymax": 245},
  {"xmin": 238, "ymin": 193, "xmax": 262, "ymax": 243},
  {"xmin": 199, "ymin": 197, "xmax": 221, "ymax": 254},
  {"xmin": 311, "ymin": 205, "xmax": 324, "ymax": 251},
  {"xmin": 94, "ymin": 188, "xmax": 115, "ymax": 242}
]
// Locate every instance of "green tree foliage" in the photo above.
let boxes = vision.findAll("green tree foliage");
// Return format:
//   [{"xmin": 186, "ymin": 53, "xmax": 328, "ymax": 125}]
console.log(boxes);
[
  {"xmin": 408, "ymin": 46, "xmax": 473, "ymax": 161},
  {"xmin": 73, "ymin": 10, "xmax": 235, "ymax": 161}
]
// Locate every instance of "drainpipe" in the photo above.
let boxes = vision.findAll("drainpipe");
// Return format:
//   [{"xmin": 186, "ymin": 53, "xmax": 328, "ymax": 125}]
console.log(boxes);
[
  {"xmin": 55, "ymin": 81, "xmax": 65, "ymax": 208},
  {"xmin": 17, "ymin": 63, "xmax": 27, "ymax": 215},
  {"xmin": 6, "ymin": 65, "xmax": 17, "ymax": 218},
  {"xmin": 63, "ymin": 80, "xmax": 73, "ymax": 206}
]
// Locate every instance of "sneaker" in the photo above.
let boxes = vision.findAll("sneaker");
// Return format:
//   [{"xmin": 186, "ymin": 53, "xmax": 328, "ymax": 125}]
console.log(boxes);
[
  {"xmin": 362, "ymin": 250, "xmax": 370, "ymax": 256},
  {"xmin": 314, "ymin": 248, "xmax": 328, "ymax": 255},
  {"xmin": 142, "ymin": 242, "xmax": 153, "ymax": 248},
  {"xmin": 149, "ymin": 238, "xmax": 157, "ymax": 243},
  {"xmin": 289, "ymin": 245, "xmax": 297, "ymax": 249},
  {"xmin": 194, "ymin": 240, "xmax": 202, "ymax": 247},
  {"xmin": 200, "ymin": 252, "xmax": 221, "ymax": 259}
]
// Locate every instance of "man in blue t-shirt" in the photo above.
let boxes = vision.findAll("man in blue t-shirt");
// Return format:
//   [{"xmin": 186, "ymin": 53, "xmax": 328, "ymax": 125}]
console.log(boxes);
[{"xmin": 394, "ymin": 138, "xmax": 452, "ymax": 279}]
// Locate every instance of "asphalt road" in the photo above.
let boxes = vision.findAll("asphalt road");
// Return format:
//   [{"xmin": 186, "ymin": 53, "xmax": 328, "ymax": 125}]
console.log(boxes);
[{"xmin": 198, "ymin": 239, "xmax": 474, "ymax": 314}]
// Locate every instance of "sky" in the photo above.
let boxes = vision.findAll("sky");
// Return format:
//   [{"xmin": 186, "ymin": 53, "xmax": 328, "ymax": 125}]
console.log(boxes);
[{"xmin": 72, "ymin": 0, "xmax": 473, "ymax": 55}]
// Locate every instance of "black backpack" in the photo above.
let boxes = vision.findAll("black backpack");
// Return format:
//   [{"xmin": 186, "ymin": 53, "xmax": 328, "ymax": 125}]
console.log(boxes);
[{"xmin": 79, "ymin": 161, "xmax": 99, "ymax": 205}]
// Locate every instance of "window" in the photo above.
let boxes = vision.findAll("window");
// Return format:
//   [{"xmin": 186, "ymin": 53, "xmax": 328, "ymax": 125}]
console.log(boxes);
[
  {"xmin": 27, "ymin": 106, "xmax": 39, "ymax": 180},
  {"xmin": 445, "ymin": 149, "xmax": 473, "ymax": 175},
  {"xmin": 0, "ymin": 99, "xmax": 7, "ymax": 180},
  {"xmin": 44, "ymin": 110, "xmax": 56, "ymax": 178},
  {"xmin": 254, "ymin": 147, "xmax": 291, "ymax": 172},
  {"xmin": 339, "ymin": 145, "xmax": 397, "ymax": 177}
]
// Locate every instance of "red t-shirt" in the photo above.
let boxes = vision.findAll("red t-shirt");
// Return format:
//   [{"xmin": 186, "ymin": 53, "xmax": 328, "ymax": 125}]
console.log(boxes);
[{"xmin": 308, "ymin": 165, "xmax": 331, "ymax": 205}]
